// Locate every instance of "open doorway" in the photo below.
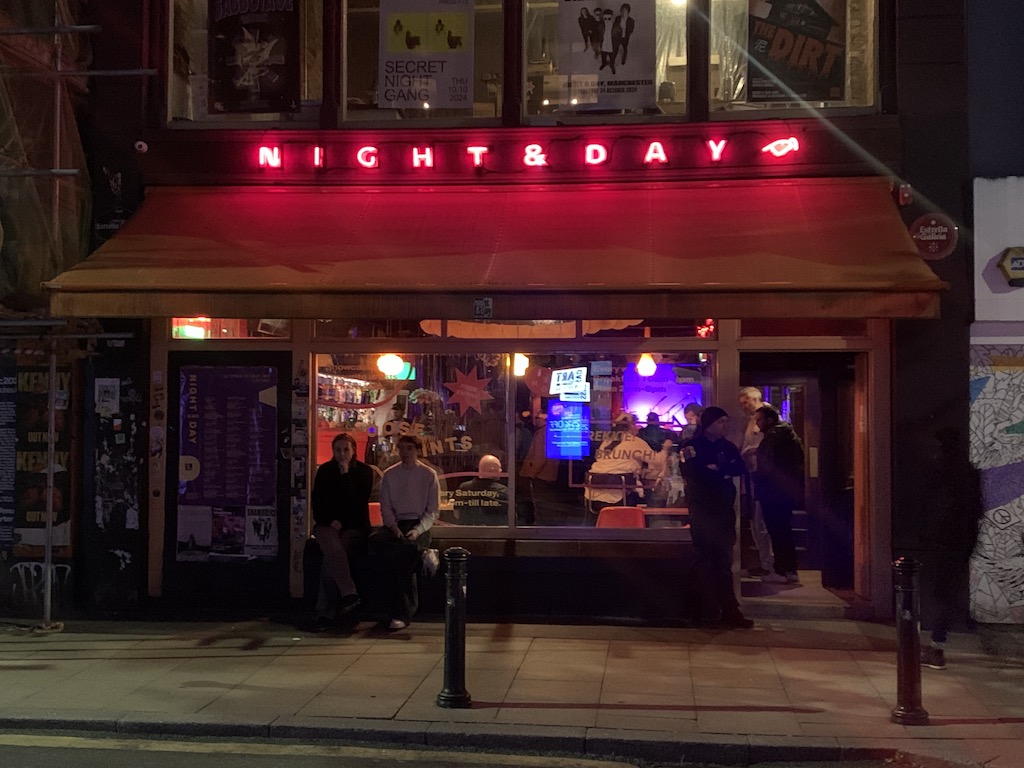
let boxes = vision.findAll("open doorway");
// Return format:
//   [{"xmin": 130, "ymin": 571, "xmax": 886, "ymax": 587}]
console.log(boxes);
[{"xmin": 739, "ymin": 353, "xmax": 860, "ymax": 613}]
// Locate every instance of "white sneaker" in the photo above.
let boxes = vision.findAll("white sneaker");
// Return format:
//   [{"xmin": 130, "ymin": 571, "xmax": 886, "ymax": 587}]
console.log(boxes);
[
  {"xmin": 762, "ymin": 572, "xmax": 788, "ymax": 584},
  {"xmin": 786, "ymin": 572, "xmax": 800, "ymax": 584},
  {"xmin": 388, "ymin": 619, "xmax": 408, "ymax": 631}
]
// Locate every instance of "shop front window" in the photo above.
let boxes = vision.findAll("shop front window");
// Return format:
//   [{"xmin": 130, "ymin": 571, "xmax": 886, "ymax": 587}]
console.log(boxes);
[
  {"xmin": 344, "ymin": 0, "xmax": 504, "ymax": 123},
  {"xmin": 169, "ymin": 0, "xmax": 322, "ymax": 126},
  {"xmin": 525, "ymin": 0, "xmax": 688, "ymax": 121},
  {"xmin": 171, "ymin": 318, "xmax": 291, "ymax": 339},
  {"xmin": 313, "ymin": 349, "xmax": 711, "ymax": 530},
  {"xmin": 709, "ymin": 0, "xmax": 875, "ymax": 114}
]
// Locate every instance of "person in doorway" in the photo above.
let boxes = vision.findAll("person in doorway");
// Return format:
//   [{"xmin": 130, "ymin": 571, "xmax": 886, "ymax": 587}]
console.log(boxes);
[
  {"xmin": 753, "ymin": 404, "xmax": 805, "ymax": 585},
  {"xmin": 371, "ymin": 434, "xmax": 440, "ymax": 631},
  {"xmin": 738, "ymin": 386, "xmax": 775, "ymax": 577},
  {"xmin": 311, "ymin": 433, "xmax": 373, "ymax": 631},
  {"xmin": 452, "ymin": 454, "xmax": 508, "ymax": 526},
  {"xmin": 638, "ymin": 411, "xmax": 673, "ymax": 451},
  {"xmin": 919, "ymin": 427, "xmax": 982, "ymax": 669},
  {"xmin": 681, "ymin": 406, "xmax": 752, "ymax": 628}
]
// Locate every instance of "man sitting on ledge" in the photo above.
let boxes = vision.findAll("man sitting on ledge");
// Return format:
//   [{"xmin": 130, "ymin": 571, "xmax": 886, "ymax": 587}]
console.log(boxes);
[{"xmin": 452, "ymin": 454, "xmax": 509, "ymax": 526}]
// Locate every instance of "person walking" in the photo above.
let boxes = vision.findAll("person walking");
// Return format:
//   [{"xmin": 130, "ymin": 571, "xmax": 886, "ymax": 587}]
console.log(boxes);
[
  {"xmin": 311, "ymin": 433, "xmax": 373, "ymax": 631},
  {"xmin": 372, "ymin": 434, "xmax": 440, "ymax": 631},
  {"xmin": 753, "ymin": 404, "xmax": 805, "ymax": 585},
  {"xmin": 681, "ymin": 406, "xmax": 753, "ymax": 628}
]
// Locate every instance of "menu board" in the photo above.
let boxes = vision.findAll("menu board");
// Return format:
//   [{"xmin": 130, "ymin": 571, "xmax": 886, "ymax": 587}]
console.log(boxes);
[
  {"xmin": 546, "ymin": 401, "xmax": 591, "ymax": 460},
  {"xmin": 176, "ymin": 366, "xmax": 279, "ymax": 562}
]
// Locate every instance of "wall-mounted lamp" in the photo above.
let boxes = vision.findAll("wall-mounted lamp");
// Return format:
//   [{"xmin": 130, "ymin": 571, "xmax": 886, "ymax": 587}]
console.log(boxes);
[{"xmin": 377, "ymin": 353, "xmax": 406, "ymax": 376}]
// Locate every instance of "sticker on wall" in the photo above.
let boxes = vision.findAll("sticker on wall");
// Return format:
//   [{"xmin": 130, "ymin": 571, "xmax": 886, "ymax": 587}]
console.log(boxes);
[{"xmin": 909, "ymin": 213, "xmax": 959, "ymax": 261}]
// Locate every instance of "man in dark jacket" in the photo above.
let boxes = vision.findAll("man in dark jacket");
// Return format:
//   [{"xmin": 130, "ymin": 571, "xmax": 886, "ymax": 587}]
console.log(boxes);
[
  {"xmin": 753, "ymin": 404, "xmax": 805, "ymax": 585},
  {"xmin": 311, "ymin": 433, "xmax": 374, "ymax": 629},
  {"xmin": 681, "ymin": 406, "xmax": 752, "ymax": 628}
]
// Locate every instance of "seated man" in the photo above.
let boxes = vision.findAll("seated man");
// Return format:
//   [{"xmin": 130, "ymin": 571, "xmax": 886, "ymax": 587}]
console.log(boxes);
[{"xmin": 452, "ymin": 454, "xmax": 509, "ymax": 526}]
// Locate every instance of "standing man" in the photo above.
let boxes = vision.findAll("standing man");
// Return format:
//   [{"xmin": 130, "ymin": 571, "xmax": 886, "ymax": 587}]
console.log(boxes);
[
  {"xmin": 520, "ymin": 412, "xmax": 559, "ymax": 524},
  {"xmin": 753, "ymin": 404, "xmax": 805, "ymax": 584},
  {"xmin": 681, "ymin": 407, "xmax": 752, "ymax": 628},
  {"xmin": 738, "ymin": 386, "xmax": 775, "ymax": 577},
  {"xmin": 373, "ymin": 434, "xmax": 440, "ymax": 631},
  {"xmin": 311, "ymin": 433, "xmax": 373, "ymax": 631},
  {"xmin": 612, "ymin": 3, "xmax": 635, "ymax": 66}
]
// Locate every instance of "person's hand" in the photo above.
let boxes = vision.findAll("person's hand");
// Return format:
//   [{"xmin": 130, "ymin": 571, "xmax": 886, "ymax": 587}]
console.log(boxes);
[
  {"xmin": 389, "ymin": 525, "xmax": 402, "ymax": 538},
  {"xmin": 330, "ymin": 520, "xmax": 342, "ymax": 531},
  {"xmin": 404, "ymin": 529, "xmax": 419, "ymax": 541}
]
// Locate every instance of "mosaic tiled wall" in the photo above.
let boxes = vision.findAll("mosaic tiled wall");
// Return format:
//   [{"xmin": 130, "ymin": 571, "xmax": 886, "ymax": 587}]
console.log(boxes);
[{"xmin": 969, "ymin": 345, "xmax": 1024, "ymax": 624}]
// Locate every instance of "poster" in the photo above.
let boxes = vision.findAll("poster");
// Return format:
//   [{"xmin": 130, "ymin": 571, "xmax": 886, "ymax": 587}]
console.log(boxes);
[
  {"xmin": 209, "ymin": 0, "xmax": 301, "ymax": 114},
  {"xmin": 13, "ymin": 366, "xmax": 73, "ymax": 551},
  {"xmin": 556, "ymin": 0, "xmax": 656, "ymax": 111},
  {"xmin": 378, "ymin": 0, "xmax": 475, "ymax": 109},
  {"xmin": 747, "ymin": 0, "xmax": 845, "ymax": 103},
  {"xmin": 546, "ymin": 402, "xmax": 590, "ymax": 460},
  {"xmin": 176, "ymin": 366, "xmax": 279, "ymax": 561},
  {"xmin": 0, "ymin": 365, "xmax": 15, "ymax": 549}
]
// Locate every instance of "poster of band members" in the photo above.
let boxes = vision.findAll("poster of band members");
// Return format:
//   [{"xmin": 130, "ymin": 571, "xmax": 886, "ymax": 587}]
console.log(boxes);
[
  {"xmin": 176, "ymin": 366, "xmax": 279, "ymax": 562},
  {"xmin": 209, "ymin": 0, "xmax": 301, "ymax": 114},
  {"xmin": 747, "ymin": 0, "xmax": 845, "ymax": 103},
  {"xmin": 10, "ymin": 366, "xmax": 73, "ymax": 554},
  {"xmin": 558, "ymin": 0, "xmax": 656, "ymax": 111},
  {"xmin": 378, "ymin": 0, "xmax": 475, "ymax": 109}
]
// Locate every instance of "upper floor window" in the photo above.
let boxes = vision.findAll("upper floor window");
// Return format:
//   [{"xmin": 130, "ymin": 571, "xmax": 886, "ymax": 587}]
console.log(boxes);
[
  {"xmin": 710, "ymin": 0, "xmax": 875, "ymax": 116},
  {"xmin": 166, "ymin": 0, "xmax": 876, "ymax": 128}
]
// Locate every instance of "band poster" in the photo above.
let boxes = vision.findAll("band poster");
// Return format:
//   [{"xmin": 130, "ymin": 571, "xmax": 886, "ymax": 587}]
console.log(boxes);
[
  {"xmin": 747, "ymin": 0, "xmax": 846, "ymax": 103},
  {"xmin": 378, "ymin": 0, "xmax": 475, "ymax": 109},
  {"xmin": 209, "ymin": 0, "xmax": 301, "ymax": 114},
  {"xmin": 557, "ymin": 0, "xmax": 656, "ymax": 111},
  {"xmin": 10, "ymin": 366, "xmax": 73, "ymax": 554},
  {"xmin": 176, "ymin": 366, "xmax": 279, "ymax": 562}
]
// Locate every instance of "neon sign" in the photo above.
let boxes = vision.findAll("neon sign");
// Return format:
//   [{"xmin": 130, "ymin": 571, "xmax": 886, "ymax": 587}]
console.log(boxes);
[{"xmin": 255, "ymin": 134, "xmax": 804, "ymax": 174}]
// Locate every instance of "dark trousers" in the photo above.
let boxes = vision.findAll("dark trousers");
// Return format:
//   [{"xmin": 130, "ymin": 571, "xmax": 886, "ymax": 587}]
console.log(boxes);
[
  {"xmin": 689, "ymin": 511, "xmax": 740, "ymax": 620},
  {"xmin": 369, "ymin": 519, "xmax": 430, "ymax": 623},
  {"xmin": 313, "ymin": 525, "xmax": 366, "ymax": 619},
  {"xmin": 761, "ymin": 500, "xmax": 797, "ymax": 575}
]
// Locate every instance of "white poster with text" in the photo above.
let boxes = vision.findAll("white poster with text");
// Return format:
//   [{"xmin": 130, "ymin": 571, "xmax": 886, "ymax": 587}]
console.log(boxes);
[
  {"xmin": 557, "ymin": 0, "xmax": 656, "ymax": 111},
  {"xmin": 378, "ymin": 0, "xmax": 475, "ymax": 109}
]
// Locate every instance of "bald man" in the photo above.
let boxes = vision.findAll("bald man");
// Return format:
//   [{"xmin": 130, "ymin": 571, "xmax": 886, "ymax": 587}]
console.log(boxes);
[{"xmin": 452, "ymin": 454, "xmax": 509, "ymax": 526}]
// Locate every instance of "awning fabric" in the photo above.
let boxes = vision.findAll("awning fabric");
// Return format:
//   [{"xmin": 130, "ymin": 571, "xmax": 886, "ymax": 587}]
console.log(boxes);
[{"xmin": 45, "ymin": 177, "xmax": 945, "ymax": 320}]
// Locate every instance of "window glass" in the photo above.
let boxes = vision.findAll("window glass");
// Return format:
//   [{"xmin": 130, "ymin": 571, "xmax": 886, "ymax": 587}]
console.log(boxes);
[
  {"xmin": 709, "ymin": 0, "xmax": 875, "ymax": 114},
  {"xmin": 312, "ymin": 350, "xmax": 712, "ymax": 529},
  {"xmin": 525, "ymin": 0, "xmax": 687, "ymax": 121},
  {"xmin": 172, "ymin": 318, "xmax": 291, "ymax": 339},
  {"xmin": 344, "ymin": 0, "xmax": 503, "ymax": 123},
  {"xmin": 169, "ymin": 0, "xmax": 322, "ymax": 126}
]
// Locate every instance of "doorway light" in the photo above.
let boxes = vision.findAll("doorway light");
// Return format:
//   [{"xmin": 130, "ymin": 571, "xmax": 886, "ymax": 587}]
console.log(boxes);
[
  {"xmin": 513, "ymin": 353, "xmax": 529, "ymax": 376},
  {"xmin": 377, "ymin": 353, "xmax": 406, "ymax": 376}
]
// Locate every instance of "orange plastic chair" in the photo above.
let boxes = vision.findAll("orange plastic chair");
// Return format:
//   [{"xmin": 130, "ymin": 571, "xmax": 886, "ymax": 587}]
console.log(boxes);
[
  {"xmin": 368, "ymin": 502, "xmax": 383, "ymax": 527},
  {"xmin": 595, "ymin": 506, "xmax": 646, "ymax": 529}
]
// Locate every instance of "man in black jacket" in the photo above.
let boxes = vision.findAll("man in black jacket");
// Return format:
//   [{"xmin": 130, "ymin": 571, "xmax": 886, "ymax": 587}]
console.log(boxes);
[
  {"xmin": 312, "ymin": 433, "xmax": 374, "ymax": 630},
  {"xmin": 754, "ymin": 404, "xmax": 805, "ymax": 585},
  {"xmin": 681, "ymin": 406, "xmax": 752, "ymax": 628}
]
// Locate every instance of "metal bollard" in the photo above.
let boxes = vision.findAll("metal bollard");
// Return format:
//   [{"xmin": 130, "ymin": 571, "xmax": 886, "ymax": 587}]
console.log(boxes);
[
  {"xmin": 890, "ymin": 557, "xmax": 929, "ymax": 725},
  {"xmin": 436, "ymin": 546, "xmax": 472, "ymax": 708}
]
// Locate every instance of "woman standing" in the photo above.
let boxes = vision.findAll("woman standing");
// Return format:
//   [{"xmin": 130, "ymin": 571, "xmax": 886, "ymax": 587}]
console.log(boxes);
[{"xmin": 311, "ymin": 433, "xmax": 374, "ymax": 630}]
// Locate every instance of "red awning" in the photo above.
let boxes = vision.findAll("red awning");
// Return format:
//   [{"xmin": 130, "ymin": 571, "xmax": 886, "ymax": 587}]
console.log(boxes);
[{"xmin": 45, "ymin": 178, "xmax": 945, "ymax": 319}]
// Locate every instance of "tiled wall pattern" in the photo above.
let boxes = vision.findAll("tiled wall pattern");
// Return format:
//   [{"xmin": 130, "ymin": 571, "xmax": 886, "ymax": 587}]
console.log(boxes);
[{"xmin": 969, "ymin": 345, "xmax": 1024, "ymax": 624}]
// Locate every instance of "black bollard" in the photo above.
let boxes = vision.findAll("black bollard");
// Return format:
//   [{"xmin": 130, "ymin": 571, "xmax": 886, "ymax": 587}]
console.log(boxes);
[
  {"xmin": 436, "ymin": 546, "xmax": 472, "ymax": 708},
  {"xmin": 890, "ymin": 557, "xmax": 929, "ymax": 725}
]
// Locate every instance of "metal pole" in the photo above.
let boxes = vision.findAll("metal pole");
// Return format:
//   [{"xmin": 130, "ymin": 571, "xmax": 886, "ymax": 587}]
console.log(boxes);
[
  {"xmin": 436, "ymin": 547, "xmax": 472, "ymax": 708},
  {"xmin": 890, "ymin": 557, "xmax": 928, "ymax": 725}
]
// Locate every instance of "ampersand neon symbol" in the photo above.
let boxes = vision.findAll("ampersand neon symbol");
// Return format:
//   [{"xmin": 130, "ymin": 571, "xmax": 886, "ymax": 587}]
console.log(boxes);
[{"xmin": 523, "ymin": 144, "xmax": 548, "ymax": 167}]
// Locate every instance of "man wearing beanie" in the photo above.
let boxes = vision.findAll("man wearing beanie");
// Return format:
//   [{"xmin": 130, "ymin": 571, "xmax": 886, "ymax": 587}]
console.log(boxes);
[{"xmin": 681, "ymin": 405, "xmax": 753, "ymax": 628}]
